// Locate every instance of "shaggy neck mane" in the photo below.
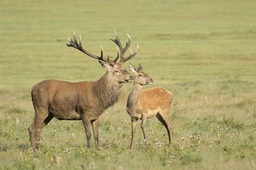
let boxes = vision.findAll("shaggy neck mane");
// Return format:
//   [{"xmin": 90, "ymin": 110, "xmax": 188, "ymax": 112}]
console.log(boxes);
[{"xmin": 92, "ymin": 73, "xmax": 121, "ymax": 110}]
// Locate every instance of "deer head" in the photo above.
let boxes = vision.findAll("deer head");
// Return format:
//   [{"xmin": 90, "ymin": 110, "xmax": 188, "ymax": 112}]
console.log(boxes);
[
  {"xmin": 129, "ymin": 63, "xmax": 153, "ymax": 86},
  {"xmin": 66, "ymin": 32, "xmax": 139, "ymax": 84}
]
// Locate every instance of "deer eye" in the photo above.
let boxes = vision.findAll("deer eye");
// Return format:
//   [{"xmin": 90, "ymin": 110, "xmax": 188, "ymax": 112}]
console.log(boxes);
[
  {"xmin": 114, "ymin": 69, "xmax": 121, "ymax": 74},
  {"xmin": 138, "ymin": 74, "xmax": 143, "ymax": 77}
]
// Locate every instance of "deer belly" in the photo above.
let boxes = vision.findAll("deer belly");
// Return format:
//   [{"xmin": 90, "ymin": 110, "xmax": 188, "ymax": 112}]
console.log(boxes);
[
  {"xmin": 49, "ymin": 106, "xmax": 81, "ymax": 120},
  {"xmin": 54, "ymin": 111, "xmax": 81, "ymax": 120},
  {"xmin": 145, "ymin": 108, "xmax": 161, "ymax": 118}
]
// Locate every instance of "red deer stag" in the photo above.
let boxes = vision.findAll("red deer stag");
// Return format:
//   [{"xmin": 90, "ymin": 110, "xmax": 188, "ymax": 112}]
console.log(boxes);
[
  {"xmin": 126, "ymin": 64, "xmax": 173, "ymax": 149},
  {"xmin": 28, "ymin": 32, "xmax": 138, "ymax": 150}
]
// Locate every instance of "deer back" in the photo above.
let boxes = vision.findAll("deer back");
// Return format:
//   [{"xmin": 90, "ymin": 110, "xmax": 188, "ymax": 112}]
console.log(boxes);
[{"xmin": 138, "ymin": 87, "xmax": 173, "ymax": 112}]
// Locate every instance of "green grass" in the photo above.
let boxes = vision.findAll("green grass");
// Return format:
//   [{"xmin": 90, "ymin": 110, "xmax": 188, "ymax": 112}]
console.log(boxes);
[{"xmin": 0, "ymin": 0, "xmax": 256, "ymax": 169}]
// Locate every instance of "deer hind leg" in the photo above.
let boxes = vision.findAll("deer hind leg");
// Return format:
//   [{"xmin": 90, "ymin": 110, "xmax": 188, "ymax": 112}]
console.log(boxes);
[
  {"xmin": 28, "ymin": 121, "xmax": 36, "ymax": 150},
  {"xmin": 28, "ymin": 109, "xmax": 53, "ymax": 151},
  {"xmin": 91, "ymin": 119, "xmax": 99, "ymax": 150},
  {"xmin": 156, "ymin": 111, "xmax": 172, "ymax": 144},
  {"xmin": 130, "ymin": 117, "xmax": 138, "ymax": 149},
  {"xmin": 35, "ymin": 113, "xmax": 54, "ymax": 149}
]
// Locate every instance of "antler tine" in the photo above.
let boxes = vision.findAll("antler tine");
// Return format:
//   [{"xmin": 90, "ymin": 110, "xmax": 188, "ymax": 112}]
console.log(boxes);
[
  {"xmin": 100, "ymin": 45, "xmax": 104, "ymax": 60},
  {"xmin": 66, "ymin": 32, "xmax": 113, "ymax": 63},
  {"xmin": 109, "ymin": 32, "xmax": 138, "ymax": 64},
  {"xmin": 110, "ymin": 32, "xmax": 122, "ymax": 49},
  {"xmin": 124, "ymin": 33, "xmax": 131, "ymax": 52},
  {"xmin": 113, "ymin": 46, "xmax": 120, "ymax": 63},
  {"xmin": 120, "ymin": 44, "xmax": 139, "ymax": 63}
]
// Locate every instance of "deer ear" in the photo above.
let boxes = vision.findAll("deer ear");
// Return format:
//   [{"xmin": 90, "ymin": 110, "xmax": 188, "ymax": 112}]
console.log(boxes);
[
  {"xmin": 129, "ymin": 63, "xmax": 137, "ymax": 73},
  {"xmin": 137, "ymin": 63, "xmax": 143, "ymax": 71}
]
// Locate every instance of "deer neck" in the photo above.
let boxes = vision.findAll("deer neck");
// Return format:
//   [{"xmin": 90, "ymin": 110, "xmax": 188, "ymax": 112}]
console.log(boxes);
[
  {"xmin": 132, "ymin": 82, "xmax": 143, "ymax": 98},
  {"xmin": 92, "ymin": 73, "xmax": 121, "ymax": 110},
  {"xmin": 127, "ymin": 82, "xmax": 143, "ymax": 113}
]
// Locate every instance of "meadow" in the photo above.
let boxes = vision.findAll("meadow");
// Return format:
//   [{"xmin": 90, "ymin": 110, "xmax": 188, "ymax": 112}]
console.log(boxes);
[{"xmin": 0, "ymin": 0, "xmax": 256, "ymax": 169}]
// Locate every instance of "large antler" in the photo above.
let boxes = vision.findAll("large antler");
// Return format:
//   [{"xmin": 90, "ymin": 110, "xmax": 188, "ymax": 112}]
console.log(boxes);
[
  {"xmin": 66, "ymin": 32, "xmax": 119, "ymax": 63},
  {"xmin": 110, "ymin": 31, "xmax": 139, "ymax": 64}
]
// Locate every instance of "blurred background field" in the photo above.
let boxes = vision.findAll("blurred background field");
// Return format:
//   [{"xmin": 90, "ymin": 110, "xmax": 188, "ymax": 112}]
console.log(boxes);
[{"xmin": 0, "ymin": 0, "xmax": 255, "ymax": 169}]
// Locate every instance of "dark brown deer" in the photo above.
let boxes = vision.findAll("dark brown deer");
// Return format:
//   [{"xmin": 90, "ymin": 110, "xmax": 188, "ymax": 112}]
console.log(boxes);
[
  {"xmin": 28, "ymin": 32, "xmax": 138, "ymax": 150},
  {"xmin": 127, "ymin": 64, "xmax": 173, "ymax": 149}
]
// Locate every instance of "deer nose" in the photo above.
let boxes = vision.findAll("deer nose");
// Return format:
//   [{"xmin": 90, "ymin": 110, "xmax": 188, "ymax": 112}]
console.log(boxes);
[{"xmin": 147, "ymin": 78, "xmax": 153, "ymax": 84}]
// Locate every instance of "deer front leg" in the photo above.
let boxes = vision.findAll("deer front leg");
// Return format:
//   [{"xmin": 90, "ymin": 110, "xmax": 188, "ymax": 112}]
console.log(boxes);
[
  {"xmin": 82, "ymin": 116, "xmax": 91, "ymax": 148},
  {"xmin": 130, "ymin": 117, "xmax": 138, "ymax": 149},
  {"xmin": 91, "ymin": 119, "xmax": 99, "ymax": 150}
]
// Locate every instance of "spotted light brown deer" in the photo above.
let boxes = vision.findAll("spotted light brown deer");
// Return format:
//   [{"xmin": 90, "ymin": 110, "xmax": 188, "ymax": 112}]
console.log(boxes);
[
  {"xmin": 126, "ymin": 64, "xmax": 173, "ymax": 149},
  {"xmin": 28, "ymin": 32, "xmax": 138, "ymax": 150}
]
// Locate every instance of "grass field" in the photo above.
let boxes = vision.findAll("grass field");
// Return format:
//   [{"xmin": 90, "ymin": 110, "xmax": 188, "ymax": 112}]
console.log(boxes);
[{"xmin": 0, "ymin": 0, "xmax": 256, "ymax": 169}]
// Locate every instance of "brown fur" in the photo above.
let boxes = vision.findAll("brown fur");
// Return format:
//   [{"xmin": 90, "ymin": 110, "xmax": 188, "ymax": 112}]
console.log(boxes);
[
  {"xmin": 127, "ymin": 64, "xmax": 173, "ymax": 149},
  {"xmin": 139, "ymin": 87, "xmax": 172, "ymax": 111}
]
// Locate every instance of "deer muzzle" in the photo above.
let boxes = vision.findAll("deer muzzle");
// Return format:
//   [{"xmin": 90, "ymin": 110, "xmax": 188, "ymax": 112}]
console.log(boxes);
[
  {"xmin": 147, "ymin": 78, "xmax": 154, "ymax": 85},
  {"xmin": 125, "ymin": 75, "xmax": 134, "ymax": 82}
]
